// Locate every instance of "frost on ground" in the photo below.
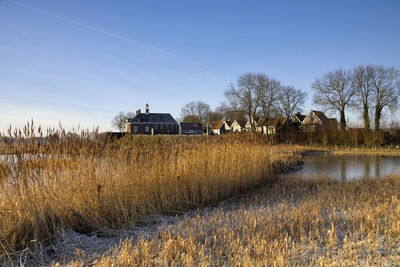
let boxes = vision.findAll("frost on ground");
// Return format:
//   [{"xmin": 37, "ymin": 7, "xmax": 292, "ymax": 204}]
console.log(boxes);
[
  {"xmin": 1, "ymin": 215, "xmax": 178, "ymax": 266},
  {"xmin": 3, "ymin": 175, "xmax": 400, "ymax": 266},
  {"xmin": 1, "ymin": 187, "xmax": 254, "ymax": 266}
]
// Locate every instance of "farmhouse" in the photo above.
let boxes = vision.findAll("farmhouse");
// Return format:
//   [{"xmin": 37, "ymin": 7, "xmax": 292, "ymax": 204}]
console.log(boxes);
[
  {"xmin": 125, "ymin": 104, "xmax": 179, "ymax": 134},
  {"xmin": 180, "ymin": 122, "xmax": 203, "ymax": 134},
  {"xmin": 208, "ymin": 120, "xmax": 230, "ymax": 135},
  {"xmin": 291, "ymin": 112, "xmax": 306, "ymax": 124},
  {"xmin": 257, "ymin": 117, "xmax": 287, "ymax": 135},
  {"xmin": 242, "ymin": 117, "xmax": 257, "ymax": 132},
  {"xmin": 226, "ymin": 120, "xmax": 245, "ymax": 132},
  {"xmin": 302, "ymin": 110, "xmax": 338, "ymax": 131}
]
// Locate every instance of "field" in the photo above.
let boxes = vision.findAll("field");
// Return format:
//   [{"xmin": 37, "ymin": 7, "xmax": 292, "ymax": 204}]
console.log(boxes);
[{"xmin": 0, "ymin": 126, "xmax": 302, "ymax": 264}]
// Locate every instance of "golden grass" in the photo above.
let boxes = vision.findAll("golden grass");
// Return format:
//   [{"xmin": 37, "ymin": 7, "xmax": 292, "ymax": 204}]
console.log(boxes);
[
  {"xmin": 0, "ymin": 125, "xmax": 302, "ymax": 259},
  {"xmin": 296, "ymin": 144, "xmax": 400, "ymax": 157},
  {"xmin": 331, "ymin": 147, "xmax": 400, "ymax": 157},
  {"xmin": 90, "ymin": 174, "xmax": 400, "ymax": 266}
]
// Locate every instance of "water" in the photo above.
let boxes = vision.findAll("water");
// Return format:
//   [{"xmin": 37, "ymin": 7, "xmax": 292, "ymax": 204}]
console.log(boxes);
[{"xmin": 285, "ymin": 152, "xmax": 400, "ymax": 180}]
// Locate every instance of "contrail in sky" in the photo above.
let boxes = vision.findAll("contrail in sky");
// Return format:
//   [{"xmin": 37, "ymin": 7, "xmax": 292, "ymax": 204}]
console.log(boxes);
[{"xmin": 4, "ymin": 0, "xmax": 172, "ymax": 54}]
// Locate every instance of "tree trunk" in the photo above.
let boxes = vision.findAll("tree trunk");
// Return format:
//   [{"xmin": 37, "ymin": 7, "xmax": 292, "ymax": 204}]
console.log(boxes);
[
  {"xmin": 363, "ymin": 104, "xmax": 370, "ymax": 131},
  {"xmin": 249, "ymin": 113, "xmax": 257, "ymax": 134},
  {"xmin": 374, "ymin": 105, "xmax": 382, "ymax": 131},
  {"xmin": 340, "ymin": 109, "xmax": 346, "ymax": 131}
]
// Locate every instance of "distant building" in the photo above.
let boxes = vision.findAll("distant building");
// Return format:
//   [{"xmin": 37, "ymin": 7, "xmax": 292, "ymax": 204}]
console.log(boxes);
[
  {"xmin": 226, "ymin": 120, "xmax": 243, "ymax": 132},
  {"xmin": 243, "ymin": 117, "xmax": 257, "ymax": 132},
  {"xmin": 257, "ymin": 117, "xmax": 287, "ymax": 135},
  {"xmin": 302, "ymin": 110, "xmax": 338, "ymax": 131},
  {"xmin": 208, "ymin": 120, "xmax": 230, "ymax": 135},
  {"xmin": 180, "ymin": 122, "xmax": 203, "ymax": 135},
  {"xmin": 125, "ymin": 104, "xmax": 179, "ymax": 134},
  {"xmin": 291, "ymin": 112, "xmax": 306, "ymax": 124},
  {"xmin": 290, "ymin": 112, "xmax": 306, "ymax": 130}
]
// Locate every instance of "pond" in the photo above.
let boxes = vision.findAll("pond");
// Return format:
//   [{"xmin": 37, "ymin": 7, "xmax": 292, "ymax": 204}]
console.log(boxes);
[{"xmin": 284, "ymin": 152, "xmax": 400, "ymax": 180}]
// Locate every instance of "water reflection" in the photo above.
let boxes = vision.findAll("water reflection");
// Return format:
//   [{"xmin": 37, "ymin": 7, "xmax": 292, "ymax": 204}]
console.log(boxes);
[{"xmin": 285, "ymin": 152, "xmax": 400, "ymax": 180}]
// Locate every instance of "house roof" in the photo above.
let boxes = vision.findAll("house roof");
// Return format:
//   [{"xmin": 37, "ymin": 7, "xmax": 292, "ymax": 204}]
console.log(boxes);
[
  {"xmin": 209, "ymin": 120, "xmax": 225, "ymax": 129},
  {"xmin": 127, "ymin": 113, "xmax": 177, "ymax": 124},
  {"xmin": 278, "ymin": 117, "xmax": 287, "ymax": 124},
  {"xmin": 302, "ymin": 110, "xmax": 333, "ymax": 125},
  {"xmin": 292, "ymin": 113, "xmax": 306, "ymax": 123},
  {"xmin": 312, "ymin": 110, "xmax": 329, "ymax": 123},
  {"xmin": 257, "ymin": 117, "xmax": 286, "ymax": 127}
]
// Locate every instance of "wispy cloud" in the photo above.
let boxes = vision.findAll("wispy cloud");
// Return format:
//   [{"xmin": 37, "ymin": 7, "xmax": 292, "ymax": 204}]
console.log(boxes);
[{"xmin": 5, "ymin": 0, "xmax": 173, "ymax": 55}]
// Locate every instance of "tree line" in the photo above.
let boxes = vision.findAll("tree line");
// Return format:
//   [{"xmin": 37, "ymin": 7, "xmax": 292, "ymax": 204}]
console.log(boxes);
[
  {"xmin": 181, "ymin": 73, "xmax": 307, "ymax": 133},
  {"xmin": 112, "ymin": 64, "xmax": 400, "ymax": 134},
  {"xmin": 312, "ymin": 65, "xmax": 400, "ymax": 131},
  {"xmin": 181, "ymin": 65, "xmax": 400, "ymax": 133}
]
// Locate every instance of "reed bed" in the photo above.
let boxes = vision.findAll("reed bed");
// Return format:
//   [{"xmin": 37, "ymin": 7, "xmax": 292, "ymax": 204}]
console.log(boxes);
[
  {"xmin": 91, "ymin": 174, "xmax": 400, "ymax": 266},
  {"xmin": 0, "ymin": 124, "xmax": 302, "ymax": 259},
  {"xmin": 331, "ymin": 147, "xmax": 400, "ymax": 157}
]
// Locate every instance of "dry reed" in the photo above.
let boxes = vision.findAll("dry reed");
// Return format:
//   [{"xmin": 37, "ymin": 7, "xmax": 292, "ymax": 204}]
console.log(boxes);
[
  {"xmin": 91, "ymin": 174, "xmax": 400, "ymax": 266},
  {"xmin": 0, "ymin": 123, "xmax": 302, "ymax": 260}
]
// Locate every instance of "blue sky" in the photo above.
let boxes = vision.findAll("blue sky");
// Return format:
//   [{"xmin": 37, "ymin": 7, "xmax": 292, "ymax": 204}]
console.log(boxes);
[{"xmin": 1, "ymin": 0, "xmax": 400, "ymax": 133}]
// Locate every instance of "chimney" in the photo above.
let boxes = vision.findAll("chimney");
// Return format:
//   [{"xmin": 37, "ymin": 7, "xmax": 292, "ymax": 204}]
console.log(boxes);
[
  {"xmin": 145, "ymin": 103, "xmax": 149, "ymax": 114},
  {"xmin": 136, "ymin": 109, "xmax": 141, "ymax": 115}
]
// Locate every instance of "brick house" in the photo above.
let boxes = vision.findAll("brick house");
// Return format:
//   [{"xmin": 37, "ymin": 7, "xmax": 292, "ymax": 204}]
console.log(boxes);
[{"xmin": 125, "ymin": 104, "xmax": 179, "ymax": 134}]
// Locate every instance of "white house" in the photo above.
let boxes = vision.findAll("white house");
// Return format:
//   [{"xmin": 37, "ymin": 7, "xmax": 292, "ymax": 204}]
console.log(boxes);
[
  {"xmin": 256, "ymin": 117, "xmax": 287, "ymax": 135},
  {"xmin": 208, "ymin": 120, "xmax": 230, "ymax": 135},
  {"xmin": 302, "ymin": 110, "xmax": 338, "ymax": 132},
  {"xmin": 226, "ymin": 120, "xmax": 242, "ymax": 132}
]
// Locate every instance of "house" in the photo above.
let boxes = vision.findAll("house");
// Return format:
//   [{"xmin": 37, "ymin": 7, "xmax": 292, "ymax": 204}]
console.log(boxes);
[
  {"xmin": 180, "ymin": 122, "xmax": 203, "ymax": 135},
  {"xmin": 226, "ymin": 120, "xmax": 243, "ymax": 132},
  {"xmin": 125, "ymin": 104, "xmax": 179, "ymax": 134},
  {"xmin": 290, "ymin": 112, "xmax": 306, "ymax": 130},
  {"xmin": 242, "ymin": 117, "xmax": 257, "ymax": 132},
  {"xmin": 302, "ymin": 110, "xmax": 338, "ymax": 132},
  {"xmin": 208, "ymin": 120, "xmax": 230, "ymax": 135},
  {"xmin": 257, "ymin": 117, "xmax": 287, "ymax": 135},
  {"xmin": 291, "ymin": 112, "xmax": 306, "ymax": 124}
]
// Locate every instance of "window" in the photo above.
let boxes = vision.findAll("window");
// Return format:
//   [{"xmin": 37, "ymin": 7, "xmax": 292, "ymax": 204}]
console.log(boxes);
[
  {"xmin": 133, "ymin": 126, "xmax": 138, "ymax": 133},
  {"xmin": 154, "ymin": 124, "xmax": 158, "ymax": 130},
  {"xmin": 145, "ymin": 126, "xmax": 149, "ymax": 133}
]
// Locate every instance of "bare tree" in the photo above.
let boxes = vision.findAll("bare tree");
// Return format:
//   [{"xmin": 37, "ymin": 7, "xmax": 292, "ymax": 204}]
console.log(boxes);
[
  {"xmin": 370, "ymin": 65, "xmax": 400, "ymax": 131},
  {"xmin": 277, "ymin": 86, "xmax": 307, "ymax": 122},
  {"xmin": 256, "ymin": 74, "xmax": 281, "ymax": 123},
  {"xmin": 353, "ymin": 65, "xmax": 375, "ymax": 131},
  {"xmin": 312, "ymin": 69, "xmax": 356, "ymax": 131},
  {"xmin": 207, "ymin": 111, "xmax": 224, "ymax": 122},
  {"xmin": 125, "ymin": 112, "xmax": 136, "ymax": 119},
  {"xmin": 182, "ymin": 114, "xmax": 201, "ymax": 123},
  {"xmin": 225, "ymin": 73, "xmax": 260, "ymax": 132},
  {"xmin": 111, "ymin": 112, "xmax": 127, "ymax": 132},
  {"xmin": 180, "ymin": 101, "xmax": 211, "ymax": 127},
  {"xmin": 215, "ymin": 101, "xmax": 247, "ymax": 122}
]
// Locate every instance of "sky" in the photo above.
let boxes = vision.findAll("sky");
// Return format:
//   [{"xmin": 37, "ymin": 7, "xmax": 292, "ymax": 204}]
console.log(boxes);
[{"xmin": 1, "ymin": 0, "xmax": 400, "ymax": 133}]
